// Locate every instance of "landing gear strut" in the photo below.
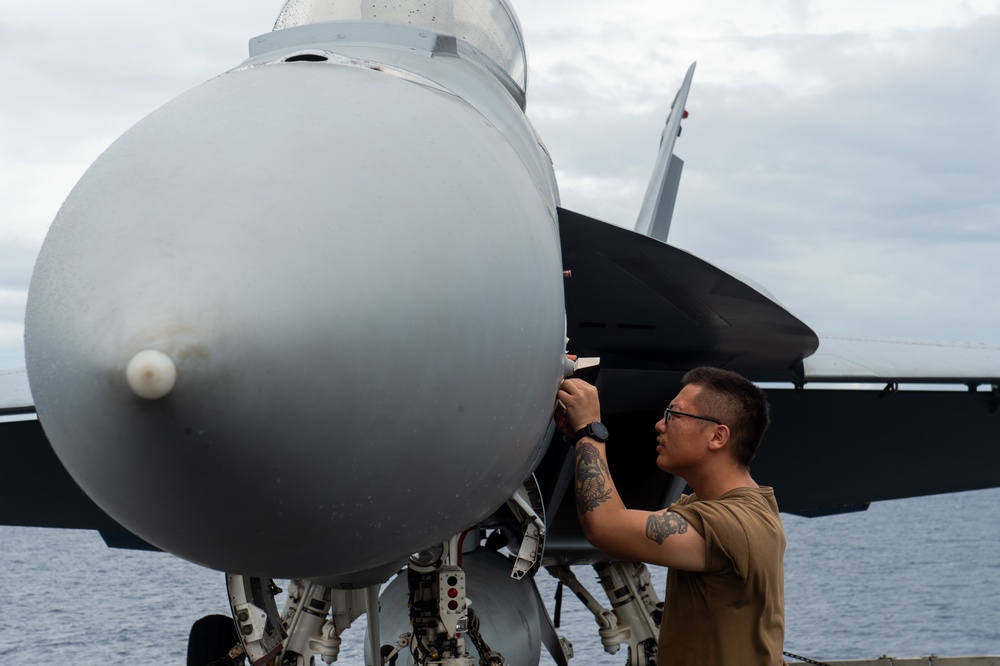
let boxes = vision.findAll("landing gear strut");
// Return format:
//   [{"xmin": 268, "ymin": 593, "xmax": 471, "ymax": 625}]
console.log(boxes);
[
  {"xmin": 547, "ymin": 561, "xmax": 662, "ymax": 665},
  {"xmin": 401, "ymin": 536, "xmax": 477, "ymax": 665}
]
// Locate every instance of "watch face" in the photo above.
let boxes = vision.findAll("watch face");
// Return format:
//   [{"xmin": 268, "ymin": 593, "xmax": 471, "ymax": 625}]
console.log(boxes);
[{"xmin": 590, "ymin": 422, "xmax": 608, "ymax": 441}]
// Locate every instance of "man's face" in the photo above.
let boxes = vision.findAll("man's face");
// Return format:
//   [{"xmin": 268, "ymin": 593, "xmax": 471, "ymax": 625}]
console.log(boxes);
[{"xmin": 654, "ymin": 384, "xmax": 717, "ymax": 474}]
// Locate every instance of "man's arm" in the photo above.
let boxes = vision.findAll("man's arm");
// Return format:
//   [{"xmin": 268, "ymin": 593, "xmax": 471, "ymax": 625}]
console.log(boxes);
[{"xmin": 557, "ymin": 379, "xmax": 707, "ymax": 572}]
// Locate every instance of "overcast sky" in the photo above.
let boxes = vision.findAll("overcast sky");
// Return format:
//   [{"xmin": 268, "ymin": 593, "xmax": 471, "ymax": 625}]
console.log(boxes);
[{"xmin": 2, "ymin": 0, "xmax": 999, "ymax": 371}]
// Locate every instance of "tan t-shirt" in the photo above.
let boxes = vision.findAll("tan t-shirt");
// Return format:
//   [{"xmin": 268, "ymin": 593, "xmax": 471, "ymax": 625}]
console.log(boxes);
[{"xmin": 657, "ymin": 487, "xmax": 787, "ymax": 666}]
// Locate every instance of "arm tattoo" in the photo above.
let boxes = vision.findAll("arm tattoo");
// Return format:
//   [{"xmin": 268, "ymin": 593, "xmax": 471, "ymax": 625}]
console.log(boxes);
[
  {"xmin": 645, "ymin": 511, "xmax": 689, "ymax": 544},
  {"xmin": 574, "ymin": 441, "xmax": 613, "ymax": 513}
]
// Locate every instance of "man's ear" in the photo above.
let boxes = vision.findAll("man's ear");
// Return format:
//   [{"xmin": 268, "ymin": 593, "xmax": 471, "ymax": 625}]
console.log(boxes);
[{"xmin": 707, "ymin": 424, "xmax": 730, "ymax": 452}]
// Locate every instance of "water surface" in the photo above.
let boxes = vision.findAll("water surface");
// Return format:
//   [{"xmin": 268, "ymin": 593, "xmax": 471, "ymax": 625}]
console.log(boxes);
[{"xmin": 1, "ymin": 488, "xmax": 997, "ymax": 663}]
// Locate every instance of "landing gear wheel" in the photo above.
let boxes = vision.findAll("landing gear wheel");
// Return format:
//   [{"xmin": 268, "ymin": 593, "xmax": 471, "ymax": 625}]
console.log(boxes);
[
  {"xmin": 187, "ymin": 614, "xmax": 241, "ymax": 666},
  {"xmin": 382, "ymin": 643, "xmax": 400, "ymax": 666}
]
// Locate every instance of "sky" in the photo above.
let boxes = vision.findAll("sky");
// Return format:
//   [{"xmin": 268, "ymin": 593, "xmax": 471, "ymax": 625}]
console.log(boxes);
[{"xmin": 1, "ymin": 0, "xmax": 999, "ymax": 371}]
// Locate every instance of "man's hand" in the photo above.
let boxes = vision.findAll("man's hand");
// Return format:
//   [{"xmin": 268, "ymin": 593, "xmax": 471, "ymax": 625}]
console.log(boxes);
[{"xmin": 556, "ymin": 378, "xmax": 602, "ymax": 434}]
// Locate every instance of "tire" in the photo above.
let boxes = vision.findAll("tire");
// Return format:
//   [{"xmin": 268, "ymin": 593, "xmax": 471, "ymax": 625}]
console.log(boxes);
[{"xmin": 187, "ymin": 614, "xmax": 241, "ymax": 666}]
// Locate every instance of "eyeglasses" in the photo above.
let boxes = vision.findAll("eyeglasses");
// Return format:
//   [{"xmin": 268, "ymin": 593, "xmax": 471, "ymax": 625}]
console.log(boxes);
[{"xmin": 663, "ymin": 407, "xmax": 721, "ymax": 426}]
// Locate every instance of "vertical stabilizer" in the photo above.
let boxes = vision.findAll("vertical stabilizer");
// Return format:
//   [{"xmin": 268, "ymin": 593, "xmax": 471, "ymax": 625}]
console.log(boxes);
[{"xmin": 634, "ymin": 62, "xmax": 695, "ymax": 242}]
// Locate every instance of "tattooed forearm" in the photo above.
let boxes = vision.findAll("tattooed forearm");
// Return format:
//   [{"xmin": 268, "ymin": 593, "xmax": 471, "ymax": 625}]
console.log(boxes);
[
  {"xmin": 574, "ymin": 441, "xmax": 613, "ymax": 513},
  {"xmin": 645, "ymin": 511, "xmax": 689, "ymax": 544}
]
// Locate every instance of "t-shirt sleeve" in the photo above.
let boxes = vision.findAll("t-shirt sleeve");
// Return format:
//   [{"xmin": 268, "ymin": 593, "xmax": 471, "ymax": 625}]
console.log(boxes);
[{"xmin": 669, "ymin": 499, "xmax": 750, "ymax": 578}]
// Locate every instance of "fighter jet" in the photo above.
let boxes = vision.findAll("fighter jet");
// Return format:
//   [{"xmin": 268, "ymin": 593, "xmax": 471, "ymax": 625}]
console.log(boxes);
[{"xmin": 3, "ymin": 0, "xmax": 1000, "ymax": 664}]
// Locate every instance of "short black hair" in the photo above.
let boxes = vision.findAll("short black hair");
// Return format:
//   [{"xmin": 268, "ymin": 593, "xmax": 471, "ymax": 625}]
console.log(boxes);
[{"xmin": 681, "ymin": 367, "xmax": 770, "ymax": 467}]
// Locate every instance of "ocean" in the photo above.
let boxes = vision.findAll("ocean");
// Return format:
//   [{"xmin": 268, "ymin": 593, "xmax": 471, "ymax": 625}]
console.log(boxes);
[{"xmin": 1, "ymin": 487, "xmax": 997, "ymax": 664}]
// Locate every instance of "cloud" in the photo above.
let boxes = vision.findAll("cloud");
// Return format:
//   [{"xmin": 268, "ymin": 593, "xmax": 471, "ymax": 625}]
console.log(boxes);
[
  {"xmin": 522, "ymin": 10, "xmax": 1000, "ymax": 345},
  {"xmin": 2, "ymin": 0, "xmax": 999, "ymax": 372},
  {"xmin": 0, "ymin": 290, "xmax": 27, "ymax": 369}
]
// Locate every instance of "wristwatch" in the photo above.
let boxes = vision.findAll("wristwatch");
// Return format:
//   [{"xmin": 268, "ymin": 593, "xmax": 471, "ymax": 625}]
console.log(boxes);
[{"xmin": 564, "ymin": 422, "xmax": 609, "ymax": 446}]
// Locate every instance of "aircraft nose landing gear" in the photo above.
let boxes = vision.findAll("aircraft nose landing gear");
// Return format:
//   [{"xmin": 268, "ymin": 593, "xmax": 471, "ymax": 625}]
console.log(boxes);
[{"xmin": 405, "ymin": 539, "xmax": 477, "ymax": 665}]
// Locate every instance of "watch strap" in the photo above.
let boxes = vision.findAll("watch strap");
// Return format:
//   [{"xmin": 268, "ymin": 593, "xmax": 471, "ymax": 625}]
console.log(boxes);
[{"xmin": 564, "ymin": 422, "xmax": 608, "ymax": 445}]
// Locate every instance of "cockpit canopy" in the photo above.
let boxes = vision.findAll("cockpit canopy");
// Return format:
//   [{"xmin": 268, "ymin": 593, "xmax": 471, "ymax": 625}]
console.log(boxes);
[{"xmin": 273, "ymin": 0, "xmax": 527, "ymax": 93}]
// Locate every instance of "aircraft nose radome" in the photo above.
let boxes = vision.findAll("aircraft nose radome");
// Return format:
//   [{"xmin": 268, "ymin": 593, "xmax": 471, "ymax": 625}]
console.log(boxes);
[{"xmin": 25, "ymin": 62, "xmax": 565, "ymax": 582}]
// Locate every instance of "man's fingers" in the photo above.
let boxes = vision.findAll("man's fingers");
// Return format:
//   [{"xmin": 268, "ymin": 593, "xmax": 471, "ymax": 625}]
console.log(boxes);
[{"xmin": 559, "ymin": 378, "xmax": 581, "ymax": 393}]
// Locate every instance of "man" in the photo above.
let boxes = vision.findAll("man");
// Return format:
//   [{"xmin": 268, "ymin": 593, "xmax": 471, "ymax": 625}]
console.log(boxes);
[{"xmin": 555, "ymin": 366, "xmax": 786, "ymax": 666}]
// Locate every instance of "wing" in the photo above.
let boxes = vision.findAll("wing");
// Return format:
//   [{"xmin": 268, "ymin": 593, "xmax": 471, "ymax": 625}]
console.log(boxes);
[
  {"xmin": 0, "ymin": 368, "xmax": 34, "ymax": 417},
  {"xmin": 0, "ymin": 368, "xmax": 154, "ymax": 549},
  {"xmin": 540, "ymin": 210, "xmax": 1000, "ymax": 563},
  {"xmin": 559, "ymin": 207, "xmax": 819, "ymax": 378},
  {"xmin": 761, "ymin": 335, "xmax": 1000, "ymax": 516}
]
